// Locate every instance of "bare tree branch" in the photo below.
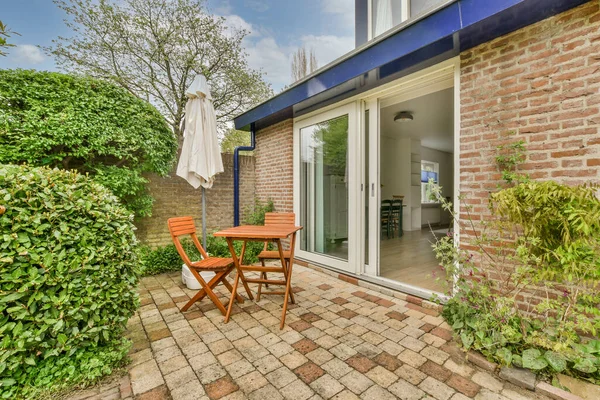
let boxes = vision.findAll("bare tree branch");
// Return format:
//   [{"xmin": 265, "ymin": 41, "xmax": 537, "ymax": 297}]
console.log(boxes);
[
  {"xmin": 47, "ymin": 0, "xmax": 273, "ymax": 137},
  {"xmin": 291, "ymin": 47, "xmax": 318, "ymax": 82}
]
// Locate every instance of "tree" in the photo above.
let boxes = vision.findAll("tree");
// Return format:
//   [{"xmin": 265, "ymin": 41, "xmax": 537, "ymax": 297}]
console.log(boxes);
[
  {"xmin": 0, "ymin": 20, "xmax": 19, "ymax": 56},
  {"xmin": 221, "ymin": 128, "xmax": 252, "ymax": 154},
  {"xmin": 291, "ymin": 47, "xmax": 318, "ymax": 82},
  {"xmin": 48, "ymin": 0, "xmax": 273, "ymax": 137},
  {"xmin": 0, "ymin": 69, "xmax": 177, "ymax": 218}
]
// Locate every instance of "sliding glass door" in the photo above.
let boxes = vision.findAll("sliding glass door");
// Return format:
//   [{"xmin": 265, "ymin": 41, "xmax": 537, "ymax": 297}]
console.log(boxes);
[{"xmin": 294, "ymin": 103, "xmax": 359, "ymax": 273}]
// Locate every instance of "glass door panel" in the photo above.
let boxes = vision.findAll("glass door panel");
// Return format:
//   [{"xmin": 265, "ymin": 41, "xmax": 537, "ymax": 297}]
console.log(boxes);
[{"xmin": 299, "ymin": 115, "xmax": 349, "ymax": 261}]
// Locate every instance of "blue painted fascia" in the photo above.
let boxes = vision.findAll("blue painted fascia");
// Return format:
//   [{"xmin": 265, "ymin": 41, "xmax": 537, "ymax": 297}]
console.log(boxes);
[{"xmin": 234, "ymin": 0, "xmax": 589, "ymax": 130}]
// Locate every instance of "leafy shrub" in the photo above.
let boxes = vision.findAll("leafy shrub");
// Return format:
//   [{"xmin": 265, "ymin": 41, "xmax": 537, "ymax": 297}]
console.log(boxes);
[
  {"xmin": 0, "ymin": 69, "xmax": 177, "ymax": 217},
  {"xmin": 139, "ymin": 198, "xmax": 276, "ymax": 276},
  {"xmin": 205, "ymin": 235, "xmax": 264, "ymax": 266},
  {"xmin": 0, "ymin": 165, "xmax": 140, "ymax": 398},
  {"xmin": 432, "ymin": 138, "xmax": 600, "ymax": 383},
  {"xmin": 139, "ymin": 237, "xmax": 264, "ymax": 276},
  {"xmin": 243, "ymin": 198, "xmax": 275, "ymax": 225},
  {"xmin": 138, "ymin": 240, "xmax": 200, "ymax": 276}
]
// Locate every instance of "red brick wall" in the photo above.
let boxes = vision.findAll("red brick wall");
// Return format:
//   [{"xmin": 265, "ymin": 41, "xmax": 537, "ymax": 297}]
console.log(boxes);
[
  {"xmin": 136, "ymin": 154, "xmax": 255, "ymax": 247},
  {"xmin": 254, "ymin": 119, "xmax": 294, "ymax": 213},
  {"xmin": 460, "ymin": 1, "xmax": 600, "ymax": 197},
  {"xmin": 458, "ymin": 2, "xmax": 600, "ymax": 303},
  {"xmin": 250, "ymin": 3, "xmax": 600, "ymax": 290}
]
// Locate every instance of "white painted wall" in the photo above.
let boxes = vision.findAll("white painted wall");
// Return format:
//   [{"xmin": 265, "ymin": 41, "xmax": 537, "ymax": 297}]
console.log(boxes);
[{"xmin": 380, "ymin": 136, "xmax": 423, "ymax": 231}]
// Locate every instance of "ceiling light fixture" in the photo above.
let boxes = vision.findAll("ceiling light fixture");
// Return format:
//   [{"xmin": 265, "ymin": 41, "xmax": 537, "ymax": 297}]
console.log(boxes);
[{"xmin": 394, "ymin": 111, "xmax": 413, "ymax": 122}]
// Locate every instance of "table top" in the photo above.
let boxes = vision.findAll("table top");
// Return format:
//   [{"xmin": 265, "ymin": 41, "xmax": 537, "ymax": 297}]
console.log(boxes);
[{"xmin": 213, "ymin": 225, "xmax": 303, "ymax": 240}]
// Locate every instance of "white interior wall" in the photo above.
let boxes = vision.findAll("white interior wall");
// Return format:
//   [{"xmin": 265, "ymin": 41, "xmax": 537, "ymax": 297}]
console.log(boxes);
[{"xmin": 380, "ymin": 136, "xmax": 422, "ymax": 231}]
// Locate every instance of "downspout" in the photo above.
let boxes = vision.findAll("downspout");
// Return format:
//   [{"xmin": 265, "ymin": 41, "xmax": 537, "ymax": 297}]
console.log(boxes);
[{"xmin": 233, "ymin": 123, "xmax": 256, "ymax": 226}]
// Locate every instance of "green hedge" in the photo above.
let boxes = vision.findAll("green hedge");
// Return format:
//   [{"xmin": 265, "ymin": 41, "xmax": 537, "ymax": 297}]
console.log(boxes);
[
  {"xmin": 0, "ymin": 165, "xmax": 140, "ymax": 398},
  {"xmin": 140, "ymin": 199, "xmax": 275, "ymax": 276},
  {"xmin": 0, "ymin": 69, "xmax": 177, "ymax": 218},
  {"xmin": 139, "ymin": 236, "xmax": 264, "ymax": 276}
]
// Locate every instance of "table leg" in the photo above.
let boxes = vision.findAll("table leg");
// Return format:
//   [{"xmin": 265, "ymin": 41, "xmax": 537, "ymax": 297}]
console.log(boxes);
[
  {"xmin": 221, "ymin": 268, "xmax": 244, "ymax": 304},
  {"xmin": 225, "ymin": 271, "xmax": 239, "ymax": 323},
  {"xmin": 276, "ymin": 239, "xmax": 294, "ymax": 304},
  {"xmin": 226, "ymin": 237, "xmax": 253, "ymax": 300},
  {"xmin": 279, "ymin": 232, "xmax": 297, "ymax": 330}
]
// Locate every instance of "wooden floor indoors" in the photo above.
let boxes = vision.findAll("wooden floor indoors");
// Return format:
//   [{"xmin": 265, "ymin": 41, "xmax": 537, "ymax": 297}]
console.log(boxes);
[{"xmin": 379, "ymin": 227, "xmax": 447, "ymax": 292}]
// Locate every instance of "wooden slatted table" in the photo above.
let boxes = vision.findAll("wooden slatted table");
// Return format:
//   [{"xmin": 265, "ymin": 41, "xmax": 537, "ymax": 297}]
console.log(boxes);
[{"xmin": 213, "ymin": 224, "xmax": 303, "ymax": 329}]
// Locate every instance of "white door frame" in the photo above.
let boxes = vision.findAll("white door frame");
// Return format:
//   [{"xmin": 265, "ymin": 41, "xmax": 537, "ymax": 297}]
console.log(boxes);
[
  {"xmin": 293, "ymin": 102, "xmax": 360, "ymax": 274},
  {"xmin": 292, "ymin": 57, "xmax": 460, "ymax": 298},
  {"xmin": 358, "ymin": 58, "xmax": 460, "ymax": 298}
]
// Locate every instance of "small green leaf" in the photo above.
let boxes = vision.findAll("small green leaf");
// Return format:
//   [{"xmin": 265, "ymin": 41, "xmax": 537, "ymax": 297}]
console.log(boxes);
[
  {"xmin": 522, "ymin": 349, "xmax": 548, "ymax": 371},
  {"xmin": 573, "ymin": 358, "xmax": 597, "ymax": 374},
  {"xmin": 460, "ymin": 332, "xmax": 474, "ymax": 349},
  {"xmin": 496, "ymin": 348, "xmax": 513, "ymax": 365},
  {"xmin": 57, "ymin": 334, "xmax": 67, "ymax": 345},
  {"xmin": 544, "ymin": 351, "xmax": 567, "ymax": 372}
]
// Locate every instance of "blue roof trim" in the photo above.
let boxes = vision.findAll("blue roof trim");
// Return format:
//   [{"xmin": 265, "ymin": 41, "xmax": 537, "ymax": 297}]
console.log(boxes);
[{"xmin": 234, "ymin": 0, "xmax": 589, "ymax": 130}]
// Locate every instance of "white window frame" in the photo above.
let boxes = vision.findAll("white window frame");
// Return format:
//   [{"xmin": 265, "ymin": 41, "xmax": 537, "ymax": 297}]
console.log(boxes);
[
  {"xmin": 368, "ymin": 0, "xmax": 410, "ymax": 41},
  {"xmin": 367, "ymin": 0, "xmax": 451, "ymax": 41}
]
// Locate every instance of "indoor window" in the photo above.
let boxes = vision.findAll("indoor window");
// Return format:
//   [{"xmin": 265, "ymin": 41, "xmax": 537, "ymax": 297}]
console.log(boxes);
[{"xmin": 421, "ymin": 160, "xmax": 439, "ymax": 203}]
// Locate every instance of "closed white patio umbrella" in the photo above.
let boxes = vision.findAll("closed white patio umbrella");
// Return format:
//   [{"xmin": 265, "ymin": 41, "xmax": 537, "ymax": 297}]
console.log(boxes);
[{"xmin": 176, "ymin": 74, "xmax": 223, "ymax": 247}]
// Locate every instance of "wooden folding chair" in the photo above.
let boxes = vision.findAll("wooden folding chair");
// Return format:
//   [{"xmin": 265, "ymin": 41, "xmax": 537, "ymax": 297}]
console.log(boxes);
[
  {"xmin": 256, "ymin": 212, "xmax": 295, "ymax": 301},
  {"xmin": 167, "ymin": 216, "xmax": 242, "ymax": 315}
]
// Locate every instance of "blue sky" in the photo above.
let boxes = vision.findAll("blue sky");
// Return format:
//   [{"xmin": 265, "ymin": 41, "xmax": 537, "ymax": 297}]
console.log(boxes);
[{"xmin": 0, "ymin": 0, "xmax": 355, "ymax": 91}]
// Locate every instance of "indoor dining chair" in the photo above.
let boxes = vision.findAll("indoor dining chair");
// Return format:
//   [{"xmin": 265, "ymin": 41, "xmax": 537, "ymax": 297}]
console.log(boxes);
[{"xmin": 381, "ymin": 200, "xmax": 392, "ymax": 239}]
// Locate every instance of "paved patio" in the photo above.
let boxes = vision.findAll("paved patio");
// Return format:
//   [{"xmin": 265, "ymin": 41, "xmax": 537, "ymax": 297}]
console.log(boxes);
[{"xmin": 68, "ymin": 264, "xmax": 548, "ymax": 400}]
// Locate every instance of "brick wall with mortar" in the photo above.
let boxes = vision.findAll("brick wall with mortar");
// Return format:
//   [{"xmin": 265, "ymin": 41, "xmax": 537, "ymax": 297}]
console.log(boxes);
[
  {"xmin": 248, "ymin": 2, "xmax": 600, "ymax": 286},
  {"xmin": 254, "ymin": 119, "xmax": 294, "ymax": 213},
  {"xmin": 136, "ymin": 154, "xmax": 255, "ymax": 247},
  {"xmin": 458, "ymin": 2, "xmax": 600, "ymax": 303}
]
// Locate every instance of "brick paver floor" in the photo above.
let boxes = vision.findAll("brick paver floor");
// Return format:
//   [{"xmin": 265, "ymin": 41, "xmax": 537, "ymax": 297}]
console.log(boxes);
[{"xmin": 67, "ymin": 265, "xmax": 550, "ymax": 400}]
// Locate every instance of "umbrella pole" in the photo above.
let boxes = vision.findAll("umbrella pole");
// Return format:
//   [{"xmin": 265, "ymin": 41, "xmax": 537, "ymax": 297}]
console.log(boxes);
[{"xmin": 202, "ymin": 186, "xmax": 207, "ymax": 252}]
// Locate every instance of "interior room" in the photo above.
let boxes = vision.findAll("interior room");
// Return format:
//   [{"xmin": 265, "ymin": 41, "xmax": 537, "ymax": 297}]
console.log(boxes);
[{"xmin": 378, "ymin": 87, "xmax": 454, "ymax": 293}]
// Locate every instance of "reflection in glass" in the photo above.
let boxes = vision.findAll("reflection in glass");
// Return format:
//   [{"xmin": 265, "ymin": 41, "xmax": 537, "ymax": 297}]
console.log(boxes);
[{"xmin": 300, "ymin": 115, "xmax": 349, "ymax": 260}]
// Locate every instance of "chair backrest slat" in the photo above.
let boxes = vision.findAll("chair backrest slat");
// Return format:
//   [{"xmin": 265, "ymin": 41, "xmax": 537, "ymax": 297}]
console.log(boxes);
[
  {"xmin": 167, "ymin": 216, "xmax": 209, "ymax": 264},
  {"xmin": 265, "ymin": 212, "xmax": 295, "ymax": 226},
  {"xmin": 262, "ymin": 212, "xmax": 296, "ymax": 252}
]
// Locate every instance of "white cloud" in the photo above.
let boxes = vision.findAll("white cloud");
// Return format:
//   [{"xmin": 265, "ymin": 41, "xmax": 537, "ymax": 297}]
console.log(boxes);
[
  {"xmin": 321, "ymin": 0, "xmax": 355, "ymax": 28},
  {"xmin": 299, "ymin": 34, "xmax": 354, "ymax": 70},
  {"xmin": 244, "ymin": 0, "xmax": 269, "ymax": 12},
  {"xmin": 11, "ymin": 44, "xmax": 45, "ymax": 65},
  {"xmin": 245, "ymin": 37, "xmax": 292, "ymax": 89},
  {"xmin": 218, "ymin": 10, "xmax": 354, "ymax": 91},
  {"xmin": 222, "ymin": 14, "xmax": 256, "ymax": 36}
]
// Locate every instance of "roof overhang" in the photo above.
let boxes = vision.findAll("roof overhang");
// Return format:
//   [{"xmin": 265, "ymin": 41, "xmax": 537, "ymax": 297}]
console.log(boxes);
[{"xmin": 234, "ymin": 0, "xmax": 589, "ymax": 131}]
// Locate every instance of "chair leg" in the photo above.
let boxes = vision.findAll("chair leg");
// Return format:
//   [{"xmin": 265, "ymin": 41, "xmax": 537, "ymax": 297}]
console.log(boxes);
[
  {"xmin": 221, "ymin": 269, "xmax": 244, "ymax": 304},
  {"xmin": 257, "ymin": 259, "xmax": 265, "ymax": 302},
  {"xmin": 181, "ymin": 270, "xmax": 223, "ymax": 311},
  {"xmin": 184, "ymin": 269, "xmax": 228, "ymax": 315}
]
